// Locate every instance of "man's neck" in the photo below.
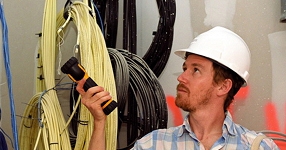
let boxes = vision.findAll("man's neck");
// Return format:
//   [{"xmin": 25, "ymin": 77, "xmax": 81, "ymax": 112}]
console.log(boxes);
[{"xmin": 188, "ymin": 110, "xmax": 225, "ymax": 140}]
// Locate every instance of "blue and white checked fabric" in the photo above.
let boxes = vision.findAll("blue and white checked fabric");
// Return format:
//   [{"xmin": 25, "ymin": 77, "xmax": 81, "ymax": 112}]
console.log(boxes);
[{"xmin": 132, "ymin": 111, "xmax": 279, "ymax": 150}]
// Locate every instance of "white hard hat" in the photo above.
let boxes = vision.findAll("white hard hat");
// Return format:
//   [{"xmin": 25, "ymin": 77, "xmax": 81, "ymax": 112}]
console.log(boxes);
[{"xmin": 175, "ymin": 26, "xmax": 250, "ymax": 86}]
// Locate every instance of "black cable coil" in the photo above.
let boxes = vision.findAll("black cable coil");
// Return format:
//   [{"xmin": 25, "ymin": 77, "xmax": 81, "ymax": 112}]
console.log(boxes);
[
  {"xmin": 108, "ymin": 48, "xmax": 168, "ymax": 150},
  {"xmin": 94, "ymin": 0, "xmax": 176, "ymax": 77},
  {"xmin": 142, "ymin": 0, "xmax": 176, "ymax": 77}
]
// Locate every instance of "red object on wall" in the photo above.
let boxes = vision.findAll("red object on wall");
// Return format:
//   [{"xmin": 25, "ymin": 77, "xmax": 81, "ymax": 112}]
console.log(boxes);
[
  {"xmin": 166, "ymin": 95, "xmax": 183, "ymax": 126},
  {"xmin": 229, "ymin": 86, "xmax": 250, "ymax": 120},
  {"xmin": 234, "ymin": 86, "xmax": 249, "ymax": 99},
  {"xmin": 264, "ymin": 102, "xmax": 286, "ymax": 149}
]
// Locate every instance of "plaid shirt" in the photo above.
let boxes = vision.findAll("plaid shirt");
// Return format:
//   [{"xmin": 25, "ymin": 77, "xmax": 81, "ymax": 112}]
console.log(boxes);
[{"xmin": 132, "ymin": 111, "xmax": 279, "ymax": 150}]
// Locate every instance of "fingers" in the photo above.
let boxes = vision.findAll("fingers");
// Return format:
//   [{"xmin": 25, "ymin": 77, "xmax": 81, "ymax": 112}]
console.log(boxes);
[
  {"xmin": 76, "ymin": 79, "xmax": 106, "ymax": 100},
  {"xmin": 76, "ymin": 79, "xmax": 111, "ymax": 120},
  {"xmin": 82, "ymin": 88, "xmax": 111, "ymax": 106}
]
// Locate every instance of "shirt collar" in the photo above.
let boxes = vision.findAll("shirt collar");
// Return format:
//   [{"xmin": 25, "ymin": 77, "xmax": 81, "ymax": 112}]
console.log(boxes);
[
  {"xmin": 178, "ymin": 115, "xmax": 192, "ymax": 137},
  {"xmin": 177, "ymin": 111, "xmax": 237, "ymax": 137},
  {"xmin": 223, "ymin": 111, "xmax": 237, "ymax": 136}
]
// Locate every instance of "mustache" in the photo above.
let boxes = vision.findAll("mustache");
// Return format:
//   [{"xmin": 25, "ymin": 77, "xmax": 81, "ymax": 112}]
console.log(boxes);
[{"xmin": 176, "ymin": 84, "xmax": 189, "ymax": 93}]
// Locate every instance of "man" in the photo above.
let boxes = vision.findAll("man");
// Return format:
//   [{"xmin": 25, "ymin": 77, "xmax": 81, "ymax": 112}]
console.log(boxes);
[{"xmin": 76, "ymin": 26, "xmax": 279, "ymax": 149}]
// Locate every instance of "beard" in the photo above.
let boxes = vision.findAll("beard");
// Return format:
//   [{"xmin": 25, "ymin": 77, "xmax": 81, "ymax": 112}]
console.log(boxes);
[{"xmin": 175, "ymin": 83, "xmax": 213, "ymax": 112}]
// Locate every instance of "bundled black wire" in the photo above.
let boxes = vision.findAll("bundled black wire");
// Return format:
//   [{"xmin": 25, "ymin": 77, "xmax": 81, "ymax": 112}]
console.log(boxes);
[
  {"xmin": 122, "ymin": 0, "xmax": 137, "ymax": 54},
  {"xmin": 142, "ymin": 0, "xmax": 176, "ymax": 77},
  {"xmin": 94, "ymin": 0, "xmax": 176, "ymax": 77},
  {"xmin": 0, "ymin": 128, "xmax": 8, "ymax": 150},
  {"xmin": 93, "ymin": 0, "xmax": 119, "ymax": 48},
  {"xmin": 108, "ymin": 48, "xmax": 168, "ymax": 150}
]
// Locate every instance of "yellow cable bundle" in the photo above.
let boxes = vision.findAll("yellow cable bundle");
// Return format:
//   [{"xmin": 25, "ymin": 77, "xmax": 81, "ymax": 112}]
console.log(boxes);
[
  {"xmin": 64, "ymin": 1, "xmax": 118, "ymax": 150},
  {"xmin": 19, "ymin": 92, "xmax": 70, "ymax": 150},
  {"xmin": 20, "ymin": 1, "xmax": 118, "ymax": 149},
  {"xmin": 37, "ymin": 0, "xmax": 71, "ymax": 148},
  {"xmin": 19, "ymin": 0, "xmax": 71, "ymax": 149}
]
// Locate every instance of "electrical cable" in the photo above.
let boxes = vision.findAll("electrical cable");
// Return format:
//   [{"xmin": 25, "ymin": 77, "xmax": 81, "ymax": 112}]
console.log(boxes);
[
  {"xmin": 91, "ymin": 1, "xmax": 104, "ymax": 34},
  {"xmin": 107, "ymin": 48, "xmax": 129, "ymax": 119},
  {"xmin": 114, "ymin": 0, "xmax": 176, "ymax": 77},
  {"xmin": 19, "ymin": 84, "xmax": 73, "ymax": 150},
  {"xmin": 258, "ymin": 130, "xmax": 286, "ymax": 142},
  {"xmin": 20, "ymin": 1, "xmax": 118, "ymax": 149},
  {"xmin": 19, "ymin": 1, "xmax": 171, "ymax": 150},
  {"xmin": 128, "ymin": 0, "xmax": 137, "ymax": 54},
  {"xmin": 0, "ymin": 1, "xmax": 19, "ymax": 150},
  {"xmin": 0, "ymin": 128, "xmax": 8, "ymax": 150},
  {"xmin": 19, "ymin": 0, "xmax": 71, "ymax": 149},
  {"xmin": 92, "ymin": 0, "xmax": 106, "ymax": 24},
  {"xmin": 122, "ymin": 0, "xmax": 137, "ymax": 54},
  {"xmin": 93, "ymin": 0, "xmax": 118, "ymax": 48},
  {"xmin": 142, "ymin": 0, "xmax": 176, "ymax": 77},
  {"xmin": 123, "ymin": 0, "xmax": 128, "ymax": 50},
  {"xmin": 106, "ymin": 0, "xmax": 119, "ymax": 48},
  {"xmin": 107, "ymin": 48, "xmax": 168, "ymax": 149},
  {"xmin": 59, "ymin": 1, "xmax": 118, "ymax": 150},
  {"xmin": 0, "ymin": 128, "xmax": 13, "ymax": 149}
]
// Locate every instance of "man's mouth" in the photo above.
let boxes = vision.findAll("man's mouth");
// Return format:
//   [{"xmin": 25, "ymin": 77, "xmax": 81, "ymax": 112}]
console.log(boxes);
[{"xmin": 176, "ymin": 84, "xmax": 189, "ymax": 93}]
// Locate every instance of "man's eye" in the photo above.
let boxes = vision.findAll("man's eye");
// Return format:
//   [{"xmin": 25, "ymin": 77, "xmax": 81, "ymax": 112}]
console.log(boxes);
[{"xmin": 194, "ymin": 68, "xmax": 199, "ymax": 72}]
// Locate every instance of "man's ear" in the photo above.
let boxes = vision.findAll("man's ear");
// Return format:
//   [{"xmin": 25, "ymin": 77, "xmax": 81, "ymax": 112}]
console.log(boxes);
[{"xmin": 217, "ymin": 79, "xmax": 232, "ymax": 96}]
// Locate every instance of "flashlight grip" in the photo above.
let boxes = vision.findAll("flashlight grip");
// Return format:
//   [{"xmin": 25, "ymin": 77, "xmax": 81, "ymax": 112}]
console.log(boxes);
[
  {"xmin": 83, "ymin": 77, "xmax": 115, "ymax": 114},
  {"xmin": 83, "ymin": 77, "xmax": 97, "ymax": 92}
]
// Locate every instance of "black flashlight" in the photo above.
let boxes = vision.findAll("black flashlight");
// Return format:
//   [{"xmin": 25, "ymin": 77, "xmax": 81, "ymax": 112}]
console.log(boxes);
[{"xmin": 61, "ymin": 57, "xmax": 117, "ymax": 115}]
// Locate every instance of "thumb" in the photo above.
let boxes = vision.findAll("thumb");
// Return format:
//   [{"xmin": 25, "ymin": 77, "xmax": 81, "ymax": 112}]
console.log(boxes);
[{"xmin": 76, "ymin": 79, "xmax": 86, "ymax": 94}]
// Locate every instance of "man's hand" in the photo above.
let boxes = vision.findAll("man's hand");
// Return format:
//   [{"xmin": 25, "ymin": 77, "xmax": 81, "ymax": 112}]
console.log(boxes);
[{"xmin": 76, "ymin": 79, "xmax": 111, "ymax": 122}]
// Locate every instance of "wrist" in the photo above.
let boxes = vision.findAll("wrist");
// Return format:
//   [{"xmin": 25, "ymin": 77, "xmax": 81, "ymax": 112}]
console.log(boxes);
[{"xmin": 94, "ymin": 119, "xmax": 106, "ymax": 129}]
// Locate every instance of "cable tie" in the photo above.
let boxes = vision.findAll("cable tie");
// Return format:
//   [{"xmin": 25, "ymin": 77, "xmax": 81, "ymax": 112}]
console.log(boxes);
[
  {"xmin": 37, "ymin": 75, "xmax": 44, "ymax": 80},
  {"xmin": 49, "ymin": 142, "xmax": 59, "ymax": 145},
  {"xmin": 74, "ymin": 44, "xmax": 80, "ymax": 53},
  {"xmin": 35, "ymin": 33, "xmax": 42, "ymax": 37},
  {"xmin": 78, "ymin": 120, "xmax": 88, "ymax": 125}
]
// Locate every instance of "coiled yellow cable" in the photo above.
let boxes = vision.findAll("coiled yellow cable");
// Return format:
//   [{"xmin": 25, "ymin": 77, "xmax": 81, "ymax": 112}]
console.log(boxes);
[
  {"xmin": 19, "ymin": 1, "xmax": 118, "ymax": 150},
  {"xmin": 63, "ymin": 2, "xmax": 118, "ymax": 150},
  {"xmin": 19, "ymin": 0, "xmax": 71, "ymax": 149}
]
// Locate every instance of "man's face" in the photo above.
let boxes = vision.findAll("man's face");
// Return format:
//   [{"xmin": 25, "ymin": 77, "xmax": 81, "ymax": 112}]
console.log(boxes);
[{"xmin": 175, "ymin": 54, "xmax": 216, "ymax": 112}]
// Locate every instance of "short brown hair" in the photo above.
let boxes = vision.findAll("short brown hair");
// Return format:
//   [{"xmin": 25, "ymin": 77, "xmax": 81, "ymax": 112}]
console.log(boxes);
[{"xmin": 212, "ymin": 62, "xmax": 244, "ymax": 111}]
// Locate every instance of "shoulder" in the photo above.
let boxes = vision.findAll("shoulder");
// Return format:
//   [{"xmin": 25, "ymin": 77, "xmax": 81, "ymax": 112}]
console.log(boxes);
[
  {"xmin": 233, "ymin": 123, "xmax": 279, "ymax": 149},
  {"xmin": 224, "ymin": 112, "xmax": 279, "ymax": 149}
]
